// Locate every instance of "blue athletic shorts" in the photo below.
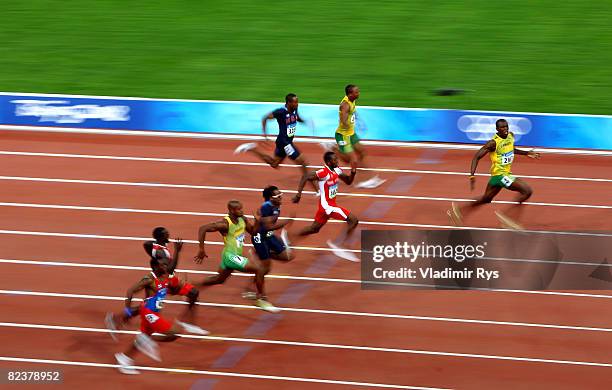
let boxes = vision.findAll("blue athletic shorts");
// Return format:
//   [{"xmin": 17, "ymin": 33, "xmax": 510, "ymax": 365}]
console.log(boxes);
[
  {"xmin": 274, "ymin": 141, "xmax": 300, "ymax": 160},
  {"xmin": 252, "ymin": 233, "xmax": 286, "ymax": 260}
]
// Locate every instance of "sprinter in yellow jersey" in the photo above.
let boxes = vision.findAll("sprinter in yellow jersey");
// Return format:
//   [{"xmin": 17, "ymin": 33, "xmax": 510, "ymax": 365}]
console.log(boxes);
[
  {"xmin": 330, "ymin": 84, "xmax": 385, "ymax": 188},
  {"xmin": 194, "ymin": 200, "xmax": 280, "ymax": 313},
  {"xmin": 448, "ymin": 119, "xmax": 540, "ymax": 229}
]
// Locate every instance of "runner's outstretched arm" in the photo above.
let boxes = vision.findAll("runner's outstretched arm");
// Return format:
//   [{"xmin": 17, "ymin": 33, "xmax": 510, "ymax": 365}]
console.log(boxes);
[
  {"xmin": 293, "ymin": 171, "xmax": 318, "ymax": 204},
  {"xmin": 469, "ymin": 141, "xmax": 495, "ymax": 190},
  {"xmin": 194, "ymin": 220, "xmax": 228, "ymax": 263}
]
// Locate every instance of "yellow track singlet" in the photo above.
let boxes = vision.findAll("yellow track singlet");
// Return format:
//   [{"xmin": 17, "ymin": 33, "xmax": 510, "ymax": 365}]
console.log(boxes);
[
  {"xmin": 222, "ymin": 216, "xmax": 245, "ymax": 256},
  {"xmin": 489, "ymin": 132, "xmax": 515, "ymax": 176},
  {"xmin": 336, "ymin": 96, "xmax": 356, "ymax": 136}
]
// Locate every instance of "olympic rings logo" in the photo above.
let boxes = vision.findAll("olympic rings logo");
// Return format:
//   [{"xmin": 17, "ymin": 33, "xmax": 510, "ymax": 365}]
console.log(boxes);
[{"xmin": 457, "ymin": 115, "xmax": 532, "ymax": 141}]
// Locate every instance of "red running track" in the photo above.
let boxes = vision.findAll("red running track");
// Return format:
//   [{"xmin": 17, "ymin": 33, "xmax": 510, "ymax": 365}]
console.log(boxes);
[{"xmin": 0, "ymin": 130, "xmax": 611, "ymax": 389}]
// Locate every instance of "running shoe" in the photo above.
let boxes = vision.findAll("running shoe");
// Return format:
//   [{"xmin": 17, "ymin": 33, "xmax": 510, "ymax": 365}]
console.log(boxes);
[
  {"xmin": 355, "ymin": 175, "xmax": 386, "ymax": 189},
  {"xmin": 256, "ymin": 299, "xmax": 281, "ymax": 313},
  {"xmin": 105, "ymin": 313, "xmax": 118, "ymax": 342},
  {"xmin": 241, "ymin": 291, "xmax": 258, "ymax": 300},
  {"xmin": 115, "ymin": 353, "xmax": 139, "ymax": 375},
  {"xmin": 176, "ymin": 320, "xmax": 209, "ymax": 336},
  {"xmin": 495, "ymin": 211, "xmax": 524, "ymax": 230},
  {"xmin": 327, "ymin": 240, "xmax": 360, "ymax": 262},
  {"xmin": 134, "ymin": 333, "xmax": 161, "ymax": 362},
  {"xmin": 447, "ymin": 202, "xmax": 463, "ymax": 226},
  {"xmin": 234, "ymin": 142, "xmax": 257, "ymax": 155},
  {"xmin": 280, "ymin": 228, "xmax": 291, "ymax": 248}
]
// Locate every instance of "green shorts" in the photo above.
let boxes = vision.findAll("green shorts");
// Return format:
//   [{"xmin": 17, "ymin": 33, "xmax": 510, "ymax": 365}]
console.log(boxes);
[
  {"xmin": 489, "ymin": 174, "xmax": 516, "ymax": 189},
  {"xmin": 335, "ymin": 132, "xmax": 360, "ymax": 154},
  {"xmin": 221, "ymin": 251, "xmax": 249, "ymax": 271}
]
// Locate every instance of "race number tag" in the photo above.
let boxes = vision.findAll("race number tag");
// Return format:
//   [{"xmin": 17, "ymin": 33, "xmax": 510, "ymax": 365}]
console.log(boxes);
[
  {"xmin": 145, "ymin": 314, "xmax": 159, "ymax": 324},
  {"xmin": 253, "ymin": 233, "xmax": 261, "ymax": 244},
  {"xmin": 350, "ymin": 113, "xmax": 355, "ymax": 124},
  {"xmin": 230, "ymin": 255, "xmax": 247, "ymax": 267},
  {"xmin": 501, "ymin": 175, "xmax": 515, "ymax": 187},
  {"xmin": 283, "ymin": 143, "xmax": 296, "ymax": 156},
  {"xmin": 500, "ymin": 151, "xmax": 514, "ymax": 165},
  {"xmin": 329, "ymin": 184, "xmax": 338, "ymax": 198},
  {"xmin": 236, "ymin": 233, "xmax": 245, "ymax": 248},
  {"xmin": 287, "ymin": 124, "xmax": 296, "ymax": 137}
]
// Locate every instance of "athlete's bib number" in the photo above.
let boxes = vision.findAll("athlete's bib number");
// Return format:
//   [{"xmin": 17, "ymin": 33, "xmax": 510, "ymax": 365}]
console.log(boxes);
[
  {"xmin": 145, "ymin": 313, "xmax": 159, "ymax": 324},
  {"xmin": 230, "ymin": 255, "xmax": 247, "ymax": 267},
  {"xmin": 501, "ymin": 175, "xmax": 515, "ymax": 187},
  {"xmin": 329, "ymin": 184, "xmax": 338, "ymax": 198},
  {"xmin": 350, "ymin": 113, "xmax": 355, "ymax": 124},
  {"xmin": 283, "ymin": 143, "xmax": 296, "ymax": 156},
  {"xmin": 253, "ymin": 233, "xmax": 261, "ymax": 244},
  {"xmin": 236, "ymin": 233, "xmax": 245, "ymax": 248},
  {"xmin": 500, "ymin": 151, "xmax": 514, "ymax": 165},
  {"xmin": 287, "ymin": 124, "xmax": 296, "ymax": 137}
]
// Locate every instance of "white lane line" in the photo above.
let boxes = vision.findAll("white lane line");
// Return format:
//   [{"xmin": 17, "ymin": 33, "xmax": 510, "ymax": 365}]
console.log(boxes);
[
  {"xmin": 0, "ymin": 259, "xmax": 612, "ymax": 299},
  {"xmin": 1, "ymin": 222, "xmax": 610, "ymax": 250},
  {"xmin": 2, "ymin": 123, "xmax": 612, "ymax": 157},
  {"xmin": 1, "ymin": 175, "xmax": 611, "ymax": 210},
  {"xmin": 0, "ymin": 201, "xmax": 455, "ymax": 229},
  {"xmin": 2, "ymin": 201, "xmax": 611, "ymax": 237},
  {"xmin": 2, "ymin": 288, "xmax": 612, "ymax": 333},
  {"xmin": 0, "ymin": 229, "xmax": 360, "ymax": 254},
  {"xmin": 1, "ymin": 150, "xmax": 610, "ymax": 183},
  {"xmin": 3, "ymin": 256, "xmax": 612, "ymax": 289},
  {"xmin": 2, "ymin": 322, "xmax": 612, "ymax": 369},
  {"xmin": 0, "ymin": 356, "xmax": 442, "ymax": 389},
  {"xmin": 2, "ymin": 257, "xmax": 612, "ymax": 300},
  {"xmin": 7, "ymin": 201, "xmax": 612, "ymax": 237}
]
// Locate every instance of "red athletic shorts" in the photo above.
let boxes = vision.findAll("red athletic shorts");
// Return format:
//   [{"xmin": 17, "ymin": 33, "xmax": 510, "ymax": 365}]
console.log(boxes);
[
  {"xmin": 169, "ymin": 275, "xmax": 194, "ymax": 296},
  {"xmin": 140, "ymin": 305, "xmax": 173, "ymax": 335},
  {"xmin": 314, "ymin": 204, "xmax": 350, "ymax": 225}
]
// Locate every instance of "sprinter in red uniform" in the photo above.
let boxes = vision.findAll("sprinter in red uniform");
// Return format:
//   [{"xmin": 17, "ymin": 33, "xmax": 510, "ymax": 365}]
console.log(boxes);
[{"xmin": 289, "ymin": 151, "xmax": 360, "ymax": 261}]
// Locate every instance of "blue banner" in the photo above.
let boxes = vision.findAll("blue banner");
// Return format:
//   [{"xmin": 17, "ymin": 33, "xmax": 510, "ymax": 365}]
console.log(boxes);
[{"xmin": 0, "ymin": 92, "xmax": 610, "ymax": 150}]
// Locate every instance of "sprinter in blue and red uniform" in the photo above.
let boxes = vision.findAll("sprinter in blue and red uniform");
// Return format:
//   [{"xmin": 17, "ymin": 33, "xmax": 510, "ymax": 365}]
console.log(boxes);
[
  {"xmin": 242, "ymin": 185, "xmax": 295, "ymax": 299},
  {"xmin": 234, "ymin": 94, "xmax": 318, "ymax": 192},
  {"xmin": 106, "ymin": 228, "xmax": 207, "ymax": 338},
  {"xmin": 113, "ymin": 254, "xmax": 183, "ymax": 374}
]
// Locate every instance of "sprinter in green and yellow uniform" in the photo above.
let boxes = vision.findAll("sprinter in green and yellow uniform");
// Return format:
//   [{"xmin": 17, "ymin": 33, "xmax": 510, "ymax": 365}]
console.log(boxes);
[
  {"xmin": 330, "ymin": 84, "xmax": 385, "ymax": 189},
  {"xmin": 194, "ymin": 200, "xmax": 280, "ymax": 313},
  {"xmin": 448, "ymin": 118, "xmax": 540, "ymax": 229}
]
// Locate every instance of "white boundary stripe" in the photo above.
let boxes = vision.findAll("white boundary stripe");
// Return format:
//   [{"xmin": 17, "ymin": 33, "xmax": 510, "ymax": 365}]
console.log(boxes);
[
  {"xmin": 2, "ymin": 124, "xmax": 612, "ymax": 157},
  {"xmin": 0, "ymin": 229, "xmax": 360, "ymax": 254},
  {"xmin": 2, "ymin": 257, "xmax": 612, "ymax": 300},
  {"xmin": 3, "ymin": 323, "xmax": 612, "ymax": 370},
  {"xmin": 1, "ymin": 175, "xmax": 611, "ymax": 210},
  {"xmin": 1, "ymin": 150, "xmax": 610, "ymax": 183},
  {"xmin": 2, "ymin": 288, "xmax": 612, "ymax": 333},
  {"xmin": 0, "ymin": 356, "xmax": 442, "ymax": 389},
  {"xmin": 2, "ymin": 201, "xmax": 611, "ymax": 238}
]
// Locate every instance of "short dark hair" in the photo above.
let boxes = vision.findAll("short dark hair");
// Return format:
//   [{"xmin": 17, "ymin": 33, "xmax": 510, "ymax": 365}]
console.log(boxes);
[
  {"xmin": 152, "ymin": 227, "xmax": 166, "ymax": 241},
  {"xmin": 263, "ymin": 185, "xmax": 279, "ymax": 200},
  {"xmin": 285, "ymin": 93, "xmax": 297, "ymax": 103},
  {"xmin": 496, "ymin": 118, "xmax": 508, "ymax": 128},
  {"xmin": 324, "ymin": 151, "xmax": 335, "ymax": 164},
  {"xmin": 228, "ymin": 199, "xmax": 241, "ymax": 209},
  {"xmin": 345, "ymin": 84, "xmax": 356, "ymax": 95}
]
